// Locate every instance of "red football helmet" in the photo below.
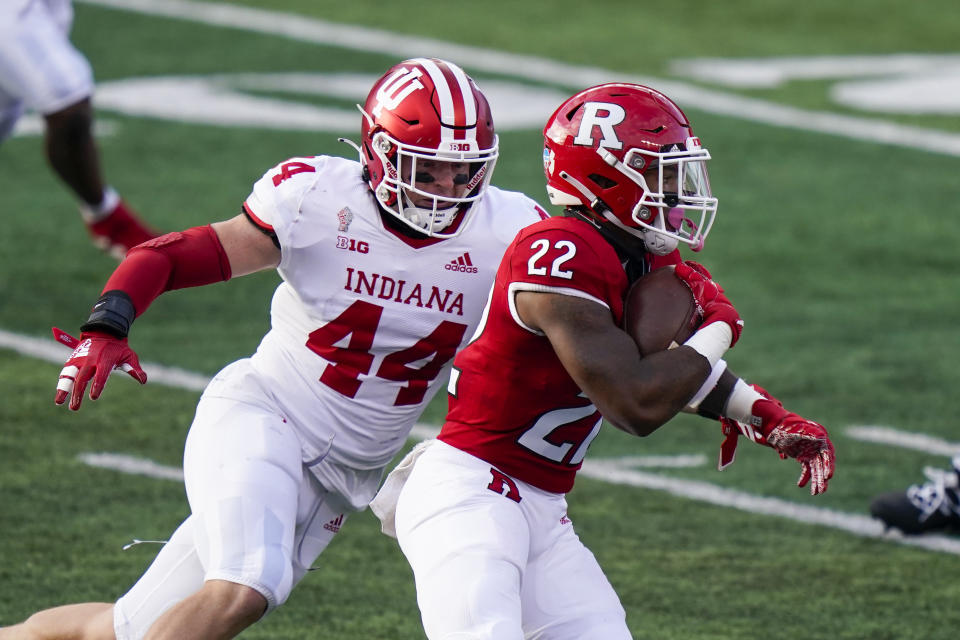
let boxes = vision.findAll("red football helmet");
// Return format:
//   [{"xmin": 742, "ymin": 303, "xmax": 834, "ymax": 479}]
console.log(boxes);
[
  {"xmin": 542, "ymin": 83, "xmax": 717, "ymax": 254},
  {"xmin": 355, "ymin": 58, "xmax": 498, "ymax": 237}
]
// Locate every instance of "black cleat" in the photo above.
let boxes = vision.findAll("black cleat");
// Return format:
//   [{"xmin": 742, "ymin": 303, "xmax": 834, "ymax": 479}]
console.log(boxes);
[{"xmin": 871, "ymin": 455, "xmax": 960, "ymax": 534}]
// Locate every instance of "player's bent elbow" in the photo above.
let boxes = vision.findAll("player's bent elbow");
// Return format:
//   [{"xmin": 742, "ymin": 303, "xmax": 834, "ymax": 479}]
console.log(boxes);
[{"xmin": 605, "ymin": 407, "xmax": 671, "ymax": 437}]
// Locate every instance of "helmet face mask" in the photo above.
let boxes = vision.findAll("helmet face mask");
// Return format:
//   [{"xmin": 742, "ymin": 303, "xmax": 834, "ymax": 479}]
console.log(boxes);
[
  {"xmin": 356, "ymin": 58, "xmax": 498, "ymax": 238},
  {"xmin": 367, "ymin": 130, "xmax": 497, "ymax": 236},
  {"xmin": 543, "ymin": 84, "xmax": 717, "ymax": 254}
]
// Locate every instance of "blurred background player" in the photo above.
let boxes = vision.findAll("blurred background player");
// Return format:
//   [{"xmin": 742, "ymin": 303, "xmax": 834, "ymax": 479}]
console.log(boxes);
[
  {"xmin": 373, "ymin": 83, "xmax": 836, "ymax": 639},
  {"xmin": 0, "ymin": 0, "xmax": 156, "ymax": 256},
  {"xmin": 871, "ymin": 455, "xmax": 960, "ymax": 534},
  {"xmin": 0, "ymin": 57, "xmax": 546, "ymax": 640}
]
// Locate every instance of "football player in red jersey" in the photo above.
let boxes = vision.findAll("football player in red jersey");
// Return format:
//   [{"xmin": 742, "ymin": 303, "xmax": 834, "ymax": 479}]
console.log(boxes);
[
  {"xmin": 0, "ymin": 58, "xmax": 547, "ymax": 640},
  {"xmin": 372, "ymin": 83, "xmax": 836, "ymax": 639},
  {"xmin": 0, "ymin": 0, "xmax": 157, "ymax": 256}
]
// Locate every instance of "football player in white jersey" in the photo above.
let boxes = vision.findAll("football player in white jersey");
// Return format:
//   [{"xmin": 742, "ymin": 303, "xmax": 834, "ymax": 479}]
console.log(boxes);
[
  {"xmin": 0, "ymin": 58, "xmax": 547, "ymax": 640},
  {"xmin": 372, "ymin": 83, "xmax": 837, "ymax": 639},
  {"xmin": 0, "ymin": 0, "xmax": 156, "ymax": 255}
]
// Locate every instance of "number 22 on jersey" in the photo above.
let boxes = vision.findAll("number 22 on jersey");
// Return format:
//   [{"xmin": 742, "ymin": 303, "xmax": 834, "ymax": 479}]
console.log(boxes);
[{"xmin": 305, "ymin": 300, "xmax": 468, "ymax": 406}]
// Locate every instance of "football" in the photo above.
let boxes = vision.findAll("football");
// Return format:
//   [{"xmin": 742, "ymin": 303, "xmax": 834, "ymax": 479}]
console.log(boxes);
[{"xmin": 623, "ymin": 266, "xmax": 698, "ymax": 356}]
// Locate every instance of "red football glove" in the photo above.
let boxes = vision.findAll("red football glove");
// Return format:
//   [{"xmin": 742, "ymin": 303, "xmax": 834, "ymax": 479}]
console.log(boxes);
[
  {"xmin": 54, "ymin": 328, "xmax": 147, "ymax": 411},
  {"xmin": 673, "ymin": 261, "xmax": 743, "ymax": 346},
  {"xmin": 719, "ymin": 385, "xmax": 836, "ymax": 495}
]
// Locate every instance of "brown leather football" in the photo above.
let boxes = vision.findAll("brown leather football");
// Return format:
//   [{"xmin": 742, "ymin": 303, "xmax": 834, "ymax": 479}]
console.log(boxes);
[{"xmin": 623, "ymin": 266, "xmax": 698, "ymax": 356}]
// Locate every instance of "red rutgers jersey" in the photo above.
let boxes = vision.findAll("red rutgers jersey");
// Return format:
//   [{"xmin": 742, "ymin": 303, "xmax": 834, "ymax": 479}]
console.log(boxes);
[{"xmin": 439, "ymin": 216, "xmax": 628, "ymax": 493}]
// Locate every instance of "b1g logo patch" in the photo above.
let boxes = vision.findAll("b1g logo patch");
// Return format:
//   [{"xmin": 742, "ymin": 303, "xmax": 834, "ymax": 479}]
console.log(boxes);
[{"xmin": 336, "ymin": 237, "xmax": 369, "ymax": 253}]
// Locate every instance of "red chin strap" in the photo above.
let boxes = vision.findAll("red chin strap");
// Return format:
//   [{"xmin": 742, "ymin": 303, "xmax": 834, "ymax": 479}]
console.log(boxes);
[{"xmin": 103, "ymin": 225, "xmax": 232, "ymax": 316}]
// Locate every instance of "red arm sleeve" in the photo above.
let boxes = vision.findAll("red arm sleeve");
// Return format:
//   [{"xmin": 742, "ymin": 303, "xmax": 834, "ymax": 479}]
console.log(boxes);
[{"xmin": 102, "ymin": 225, "xmax": 232, "ymax": 317}]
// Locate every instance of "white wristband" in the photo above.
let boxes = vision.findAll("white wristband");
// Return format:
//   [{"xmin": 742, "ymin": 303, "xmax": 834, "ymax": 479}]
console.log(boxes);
[
  {"xmin": 683, "ymin": 321, "xmax": 732, "ymax": 368},
  {"xmin": 724, "ymin": 379, "xmax": 765, "ymax": 424}
]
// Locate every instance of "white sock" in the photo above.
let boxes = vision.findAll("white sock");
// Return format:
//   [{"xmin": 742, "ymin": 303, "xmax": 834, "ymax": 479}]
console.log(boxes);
[{"xmin": 79, "ymin": 186, "xmax": 120, "ymax": 222}]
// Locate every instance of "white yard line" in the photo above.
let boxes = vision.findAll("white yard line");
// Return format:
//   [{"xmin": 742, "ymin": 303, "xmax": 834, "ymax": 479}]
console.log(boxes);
[
  {"xmin": 70, "ymin": 445, "xmax": 960, "ymax": 556},
  {"xmin": 846, "ymin": 426, "xmax": 960, "ymax": 457},
  {"xmin": 0, "ymin": 328, "xmax": 210, "ymax": 392},
  {"xmin": 4, "ymin": 327, "xmax": 958, "ymax": 554},
  {"xmin": 579, "ymin": 460, "xmax": 960, "ymax": 556},
  {"xmin": 78, "ymin": 0, "xmax": 960, "ymax": 157}
]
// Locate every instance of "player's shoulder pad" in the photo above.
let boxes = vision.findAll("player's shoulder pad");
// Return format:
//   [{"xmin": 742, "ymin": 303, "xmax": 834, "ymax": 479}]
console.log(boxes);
[
  {"xmin": 255, "ymin": 155, "xmax": 328, "ymax": 197},
  {"xmin": 246, "ymin": 155, "xmax": 334, "ymax": 229},
  {"xmin": 509, "ymin": 215, "xmax": 623, "ymax": 284},
  {"xmin": 515, "ymin": 214, "xmax": 612, "ymax": 255},
  {"xmin": 478, "ymin": 186, "xmax": 552, "ymax": 242}
]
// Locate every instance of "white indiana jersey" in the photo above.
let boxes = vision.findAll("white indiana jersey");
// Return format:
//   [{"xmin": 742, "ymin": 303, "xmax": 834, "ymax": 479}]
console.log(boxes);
[{"xmin": 239, "ymin": 154, "xmax": 547, "ymax": 473}]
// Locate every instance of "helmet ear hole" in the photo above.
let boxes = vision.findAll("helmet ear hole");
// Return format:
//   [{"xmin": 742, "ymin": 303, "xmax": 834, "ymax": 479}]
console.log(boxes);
[
  {"xmin": 565, "ymin": 102, "xmax": 585, "ymax": 121},
  {"xmin": 588, "ymin": 173, "xmax": 617, "ymax": 189}
]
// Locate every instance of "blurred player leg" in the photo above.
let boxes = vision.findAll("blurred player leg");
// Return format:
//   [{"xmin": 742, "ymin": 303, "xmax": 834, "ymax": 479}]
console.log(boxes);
[
  {"xmin": 44, "ymin": 99, "xmax": 156, "ymax": 255},
  {"xmin": 0, "ymin": 94, "xmax": 24, "ymax": 142},
  {"xmin": 871, "ymin": 454, "xmax": 960, "ymax": 534},
  {"xmin": 0, "ymin": 0, "xmax": 156, "ymax": 256}
]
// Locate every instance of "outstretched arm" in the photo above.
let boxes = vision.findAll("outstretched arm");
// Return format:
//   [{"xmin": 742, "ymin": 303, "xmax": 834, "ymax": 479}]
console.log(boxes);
[{"xmin": 55, "ymin": 214, "xmax": 280, "ymax": 410}]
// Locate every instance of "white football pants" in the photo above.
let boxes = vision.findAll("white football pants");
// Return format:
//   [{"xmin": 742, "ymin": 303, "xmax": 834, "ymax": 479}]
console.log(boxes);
[
  {"xmin": 113, "ymin": 392, "xmax": 351, "ymax": 640},
  {"xmin": 394, "ymin": 441, "xmax": 630, "ymax": 640}
]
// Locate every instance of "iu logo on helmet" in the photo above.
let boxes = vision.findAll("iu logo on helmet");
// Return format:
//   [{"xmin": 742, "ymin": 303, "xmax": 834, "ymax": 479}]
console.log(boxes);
[
  {"xmin": 573, "ymin": 101, "xmax": 626, "ymax": 150},
  {"xmin": 372, "ymin": 67, "xmax": 425, "ymax": 117}
]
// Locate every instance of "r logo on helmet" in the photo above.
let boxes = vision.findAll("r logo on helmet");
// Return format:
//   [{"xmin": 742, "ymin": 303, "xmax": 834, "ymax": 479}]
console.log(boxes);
[{"xmin": 573, "ymin": 102, "xmax": 626, "ymax": 150}]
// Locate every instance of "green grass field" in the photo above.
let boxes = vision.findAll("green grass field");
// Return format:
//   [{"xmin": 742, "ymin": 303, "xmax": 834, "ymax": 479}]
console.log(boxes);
[{"xmin": 2, "ymin": 0, "xmax": 960, "ymax": 637}]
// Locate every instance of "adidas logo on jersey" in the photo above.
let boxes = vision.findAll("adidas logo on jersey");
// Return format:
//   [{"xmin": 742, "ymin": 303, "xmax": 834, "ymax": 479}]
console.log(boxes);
[
  {"xmin": 323, "ymin": 514, "xmax": 344, "ymax": 533},
  {"xmin": 445, "ymin": 252, "xmax": 478, "ymax": 273}
]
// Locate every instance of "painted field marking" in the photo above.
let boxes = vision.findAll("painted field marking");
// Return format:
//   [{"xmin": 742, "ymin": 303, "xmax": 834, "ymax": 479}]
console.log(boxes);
[
  {"xmin": 0, "ymin": 328, "xmax": 210, "ymax": 392},
  {"xmin": 4, "ymin": 327, "xmax": 958, "ymax": 554},
  {"xmin": 71, "ymin": 446, "xmax": 960, "ymax": 557},
  {"xmin": 77, "ymin": 0, "xmax": 960, "ymax": 157},
  {"xmin": 847, "ymin": 426, "xmax": 960, "ymax": 457}
]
